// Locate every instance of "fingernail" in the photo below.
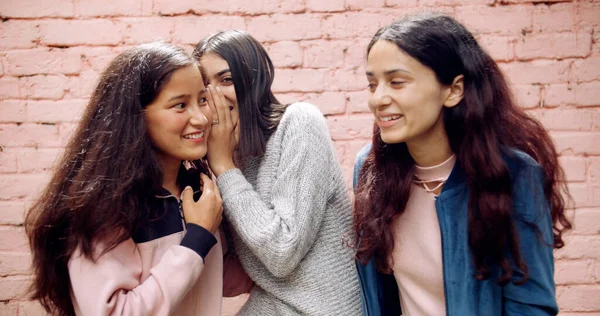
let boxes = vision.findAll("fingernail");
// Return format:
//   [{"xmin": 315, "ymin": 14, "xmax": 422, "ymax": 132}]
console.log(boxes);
[{"xmin": 184, "ymin": 186, "xmax": 192, "ymax": 192}]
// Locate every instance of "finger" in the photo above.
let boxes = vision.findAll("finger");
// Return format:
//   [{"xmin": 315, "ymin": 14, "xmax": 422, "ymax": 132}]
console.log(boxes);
[
  {"xmin": 206, "ymin": 86, "xmax": 219, "ymax": 123},
  {"xmin": 181, "ymin": 186, "xmax": 194, "ymax": 210},
  {"xmin": 200, "ymin": 173, "xmax": 214, "ymax": 193},
  {"xmin": 215, "ymin": 87, "xmax": 233, "ymax": 127}
]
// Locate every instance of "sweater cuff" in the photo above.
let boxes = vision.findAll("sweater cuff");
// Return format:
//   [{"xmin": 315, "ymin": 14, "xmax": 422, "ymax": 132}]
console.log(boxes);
[{"xmin": 180, "ymin": 223, "xmax": 217, "ymax": 261}]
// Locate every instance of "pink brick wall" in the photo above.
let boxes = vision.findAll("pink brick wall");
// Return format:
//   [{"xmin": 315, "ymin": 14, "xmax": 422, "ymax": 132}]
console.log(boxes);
[{"xmin": 1, "ymin": 0, "xmax": 599, "ymax": 314}]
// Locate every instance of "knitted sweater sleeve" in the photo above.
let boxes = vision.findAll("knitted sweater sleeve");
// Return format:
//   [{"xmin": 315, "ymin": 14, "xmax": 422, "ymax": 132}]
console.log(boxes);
[{"xmin": 216, "ymin": 104, "xmax": 333, "ymax": 278}]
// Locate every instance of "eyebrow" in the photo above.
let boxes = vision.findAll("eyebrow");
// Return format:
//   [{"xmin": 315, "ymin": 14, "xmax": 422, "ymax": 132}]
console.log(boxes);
[
  {"xmin": 366, "ymin": 68, "xmax": 411, "ymax": 76},
  {"xmin": 216, "ymin": 69, "xmax": 231, "ymax": 77}
]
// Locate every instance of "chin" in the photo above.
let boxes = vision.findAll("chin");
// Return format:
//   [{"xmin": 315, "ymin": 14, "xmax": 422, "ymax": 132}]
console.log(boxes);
[{"xmin": 380, "ymin": 134, "xmax": 406, "ymax": 145}]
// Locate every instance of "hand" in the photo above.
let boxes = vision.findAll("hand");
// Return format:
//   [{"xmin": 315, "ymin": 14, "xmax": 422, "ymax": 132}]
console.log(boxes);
[
  {"xmin": 206, "ymin": 85, "xmax": 237, "ymax": 177},
  {"xmin": 181, "ymin": 173, "xmax": 223, "ymax": 234}
]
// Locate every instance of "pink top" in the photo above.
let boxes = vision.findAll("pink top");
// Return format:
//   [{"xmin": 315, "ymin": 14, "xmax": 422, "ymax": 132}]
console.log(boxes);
[{"xmin": 389, "ymin": 154, "xmax": 456, "ymax": 316}]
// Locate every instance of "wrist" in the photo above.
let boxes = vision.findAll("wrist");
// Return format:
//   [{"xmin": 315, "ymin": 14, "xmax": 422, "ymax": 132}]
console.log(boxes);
[{"xmin": 212, "ymin": 162, "xmax": 236, "ymax": 177}]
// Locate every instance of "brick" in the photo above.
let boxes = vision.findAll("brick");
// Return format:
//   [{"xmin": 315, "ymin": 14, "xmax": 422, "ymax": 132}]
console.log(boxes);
[
  {"xmin": 514, "ymin": 32, "xmax": 592, "ymax": 60},
  {"xmin": 420, "ymin": 0, "xmax": 493, "ymax": 5},
  {"xmin": 17, "ymin": 300, "xmax": 47, "ymax": 316},
  {"xmin": 0, "ymin": 201, "xmax": 25, "ymax": 225},
  {"xmin": 556, "ymin": 285, "xmax": 600, "ymax": 311},
  {"xmin": 328, "ymin": 68, "xmax": 366, "ymax": 91},
  {"xmin": 476, "ymin": 35, "xmax": 516, "ymax": 62},
  {"xmin": 592, "ymin": 184, "xmax": 600, "ymax": 208},
  {"xmin": 0, "ymin": 301, "xmax": 18, "ymax": 314},
  {"xmin": 347, "ymin": 90, "xmax": 370, "ymax": 113},
  {"xmin": 274, "ymin": 93, "xmax": 304, "ymax": 106},
  {"xmin": 572, "ymin": 56, "xmax": 600, "ymax": 83},
  {"xmin": 513, "ymin": 85, "xmax": 541, "ymax": 109},
  {"xmin": 566, "ymin": 183, "xmax": 589, "ymax": 209},
  {"xmin": 326, "ymin": 114, "xmax": 374, "ymax": 141},
  {"xmin": 298, "ymin": 92, "xmax": 346, "ymax": 116},
  {"xmin": 345, "ymin": 39, "xmax": 370, "ymax": 68},
  {"xmin": 0, "ymin": 20, "xmax": 40, "ymax": 49},
  {"xmin": 271, "ymin": 69, "xmax": 326, "ymax": 93},
  {"xmin": 0, "ymin": 100, "xmax": 27, "ymax": 123},
  {"xmin": 532, "ymin": 2, "xmax": 576, "ymax": 33},
  {"xmin": 552, "ymin": 132, "xmax": 600, "ymax": 156},
  {"xmin": 59, "ymin": 123, "xmax": 79, "ymax": 147},
  {"xmin": 0, "ymin": 150, "xmax": 18, "ymax": 174},
  {"xmin": 578, "ymin": 2, "xmax": 600, "ymax": 30},
  {"xmin": 384, "ymin": 0, "xmax": 418, "ymax": 7},
  {"xmin": 543, "ymin": 82, "xmax": 600, "ymax": 108},
  {"xmin": 590, "ymin": 157, "xmax": 600, "ymax": 182},
  {"xmin": 499, "ymin": 60, "xmax": 570, "ymax": 85},
  {"xmin": 26, "ymin": 99, "xmax": 86, "ymax": 123},
  {"xmin": 0, "ymin": 0, "xmax": 74, "ymax": 18},
  {"xmin": 266, "ymin": 41, "xmax": 303, "ymax": 68},
  {"xmin": 595, "ymin": 111, "xmax": 600, "ymax": 131},
  {"xmin": 0, "ymin": 77, "xmax": 21, "ymax": 99},
  {"xmin": 0, "ymin": 252, "xmax": 32, "ymax": 276},
  {"xmin": 303, "ymin": 40, "xmax": 347, "ymax": 68},
  {"xmin": 171, "ymin": 15, "xmax": 246, "ymax": 45},
  {"xmin": 321, "ymin": 12, "xmax": 395, "ymax": 40},
  {"xmin": 17, "ymin": 148, "xmax": 62, "ymax": 173},
  {"xmin": 152, "ymin": 0, "xmax": 202, "ymax": 15},
  {"xmin": 573, "ymin": 209, "xmax": 600, "ymax": 235},
  {"xmin": 306, "ymin": 0, "xmax": 345, "ymax": 12},
  {"xmin": 527, "ymin": 109, "xmax": 594, "ymax": 131},
  {"xmin": 67, "ymin": 70, "xmax": 100, "ymax": 99},
  {"xmin": 154, "ymin": 0, "xmax": 304, "ymax": 15},
  {"xmin": 555, "ymin": 235, "xmax": 600, "ymax": 260},
  {"xmin": 20, "ymin": 75, "xmax": 69, "ymax": 100},
  {"xmin": 558, "ymin": 156, "xmax": 587, "ymax": 182},
  {"xmin": 339, "ymin": 139, "xmax": 371, "ymax": 166},
  {"xmin": 247, "ymin": 14, "xmax": 323, "ymax": 42},
  {"xmin": 39, "ymin": 19, "xmax": 122, "ymax": 46},
  {"xmin": 0, "ymin": 276, "xmax": 30, "ymax": 300},
  {"xmin": 80, "ymin": 47, "xmax": 119, "ymax": 72},
  {"xmin": 455, "ymin": 5, "xmax": 533, "ymax": 36},
  {"xmin": 0, "ymin": 124, "xmax": 61, "ymax": 148},
  {"xmin": 120, "ymin": 18, "xmax": 173, "ymax": 44},
  {"xmin": 0, "ymin": 173, "xmax": 51, "ymax": 200},
  {"xmin": 0, "ymin": 227, "xmax": 28, "ymax": 252},
  {"xmin": 554, "ymin": 260, "xmax": 595, "ymax": 285},
  {"xmin": 5, "ymin": 48, "xmax": 81, "ymax": 76},
  {"xmin": 572, "ymin": 82, "xmax": 600, "ymax": 107},
  {"xmin": 346, "ymin": 0, "xmax": 386, "ymax": 10},
  {"xmin": 76, "ymin": 0, "xmax": 145, "ymax": 16}
]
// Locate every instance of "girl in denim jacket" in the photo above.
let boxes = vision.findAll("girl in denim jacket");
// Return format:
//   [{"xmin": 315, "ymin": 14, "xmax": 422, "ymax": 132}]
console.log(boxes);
[{"xmin": 353, "ymin": 13, "xmax": 571, "ymax": 316}]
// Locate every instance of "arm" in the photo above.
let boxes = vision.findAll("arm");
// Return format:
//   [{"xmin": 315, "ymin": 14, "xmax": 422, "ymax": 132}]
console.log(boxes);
[
  {"xmin": 503, "ymin": 164, "xmax": 558, "ymax": 315},
  {"xmin": 217, "ymin": 108, "xmax": 333, "ymax": 278},
  {"xmin": 69, "ymin": 224, "xmax": 217, "ymax": 316}
]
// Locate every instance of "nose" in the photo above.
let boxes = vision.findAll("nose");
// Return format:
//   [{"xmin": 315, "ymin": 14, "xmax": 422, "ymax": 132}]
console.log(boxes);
[
  {"xmin": 369, "ymin": 84, "xmax": 392, "ymax": 109},
  {"xmin": 188, "ymin": 102, "xmax": 208, "ymax": 127}
]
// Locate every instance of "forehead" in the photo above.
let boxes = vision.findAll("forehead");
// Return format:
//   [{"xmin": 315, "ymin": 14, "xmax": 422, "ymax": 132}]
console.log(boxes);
[
  {"xmin": 367, "ymin": 41, "xmax": 415, "ymax": 70},
  {"xmin": 200, "ymin": 53, "xmax": 230, "ymax": 75}
]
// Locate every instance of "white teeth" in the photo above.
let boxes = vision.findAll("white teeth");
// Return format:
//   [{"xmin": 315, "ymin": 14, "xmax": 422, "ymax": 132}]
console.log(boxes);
[
  {"xmin": 184, "ymin": 132, "xmax": 204, "ymax": 139},
  {"xmin": 380, "ymin": 115, "xmax": 402, "ymax": 122}
]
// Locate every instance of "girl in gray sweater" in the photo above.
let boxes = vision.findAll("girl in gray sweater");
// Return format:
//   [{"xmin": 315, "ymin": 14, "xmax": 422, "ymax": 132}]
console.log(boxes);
[{"xmin": 193, "ymin": 30, "xmax": 362, "ymax": 315}]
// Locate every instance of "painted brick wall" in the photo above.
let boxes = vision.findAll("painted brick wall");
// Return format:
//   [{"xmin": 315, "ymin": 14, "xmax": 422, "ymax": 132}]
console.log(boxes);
[{"xmin": 0, "ymin": 0, "xmax": 599, "ymax": 314}]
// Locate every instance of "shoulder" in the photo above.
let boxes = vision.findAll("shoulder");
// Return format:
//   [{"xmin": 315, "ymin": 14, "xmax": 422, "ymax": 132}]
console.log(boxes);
[
  {"xmin": 502, "ymin": 148, "xmax": 544, "ymax": 181},
  {"xmin": 355, "ymin": 144, "xmax": 372, "ymax": 169},
  {"xmin": 281, "ymin": 102, "xmax": 326, "ymax": 125}
]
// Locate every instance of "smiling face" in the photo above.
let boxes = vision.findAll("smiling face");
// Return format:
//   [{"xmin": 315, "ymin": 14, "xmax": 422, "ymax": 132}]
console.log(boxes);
[
  {"xmin": 199, "ymin": 53, "xmax": 240, "ymax": 145},
  {"xmin": 366, "ymin": 40, "xmax": 455, "ymax": 147},
  {"xmin": 145, "ymin": 64, "xmax": 212, "ymax": 170}
]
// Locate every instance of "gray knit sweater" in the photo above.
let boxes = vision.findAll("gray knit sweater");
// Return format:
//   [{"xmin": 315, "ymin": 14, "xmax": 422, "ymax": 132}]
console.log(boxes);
[{"xmin": 216, "ymin": 102, "xmax": 362, "ymax": 315}]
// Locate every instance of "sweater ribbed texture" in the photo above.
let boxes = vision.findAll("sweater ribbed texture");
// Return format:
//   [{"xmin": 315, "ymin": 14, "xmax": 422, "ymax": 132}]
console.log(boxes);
[{"xmin": 217, "ymin": 102, "xmax": 362, "ymax": 315}]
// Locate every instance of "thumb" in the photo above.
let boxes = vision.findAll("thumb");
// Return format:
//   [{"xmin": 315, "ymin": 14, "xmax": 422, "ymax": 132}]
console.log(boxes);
[{"xmin": 181, "ymin": 186, "xmax": 194, "ymax": 210}]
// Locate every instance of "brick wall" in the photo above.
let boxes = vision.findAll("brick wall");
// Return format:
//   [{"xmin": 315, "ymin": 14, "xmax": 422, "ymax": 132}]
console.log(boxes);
[{"xmin": 0, "ymin": 0, "xmax": 599, "ymax": 314}]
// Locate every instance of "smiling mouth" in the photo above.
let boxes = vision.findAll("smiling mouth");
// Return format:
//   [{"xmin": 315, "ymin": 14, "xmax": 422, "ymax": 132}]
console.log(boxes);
[
  {"xmin": 379, "ymin": 114, "xmax": 402, "ymax": 122},
  {"xmin": 183, "ymin": 132, "xmax": 204, "ymax": 139}
]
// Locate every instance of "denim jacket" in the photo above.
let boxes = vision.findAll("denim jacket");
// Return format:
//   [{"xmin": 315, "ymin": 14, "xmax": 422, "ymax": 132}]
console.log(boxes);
[{"xmin": 353, "ymin": 144, "xmax": 558, "ymax": 316}]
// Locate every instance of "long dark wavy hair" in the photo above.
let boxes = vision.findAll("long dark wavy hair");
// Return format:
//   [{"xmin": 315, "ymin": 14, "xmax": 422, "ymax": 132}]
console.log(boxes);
[
  {"xmin": 192, "ymin": 30, "xmax": 287, "ymax": 158},
  {"xmin": 354, "ymin": 13, "xmax": 572, "ymax": 285},
  {"xmin": 25, "ymin": 42, "xmax": 209, "ymax": 316}
]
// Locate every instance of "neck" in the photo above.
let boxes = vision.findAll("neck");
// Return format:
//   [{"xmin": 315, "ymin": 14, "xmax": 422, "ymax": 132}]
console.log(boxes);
[
  {"xmin": 161, "ymin": 157, "xmax": 182, "ymax": 198},
  {"xmin": 407, "ymin": 126, "xmax": 453, "ymax": 167}
]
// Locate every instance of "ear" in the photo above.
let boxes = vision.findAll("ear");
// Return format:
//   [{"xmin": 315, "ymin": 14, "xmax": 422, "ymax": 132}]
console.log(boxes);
[{"xmin": 443, "ymin": 74, "xmax": 464, "ymax": 108}]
